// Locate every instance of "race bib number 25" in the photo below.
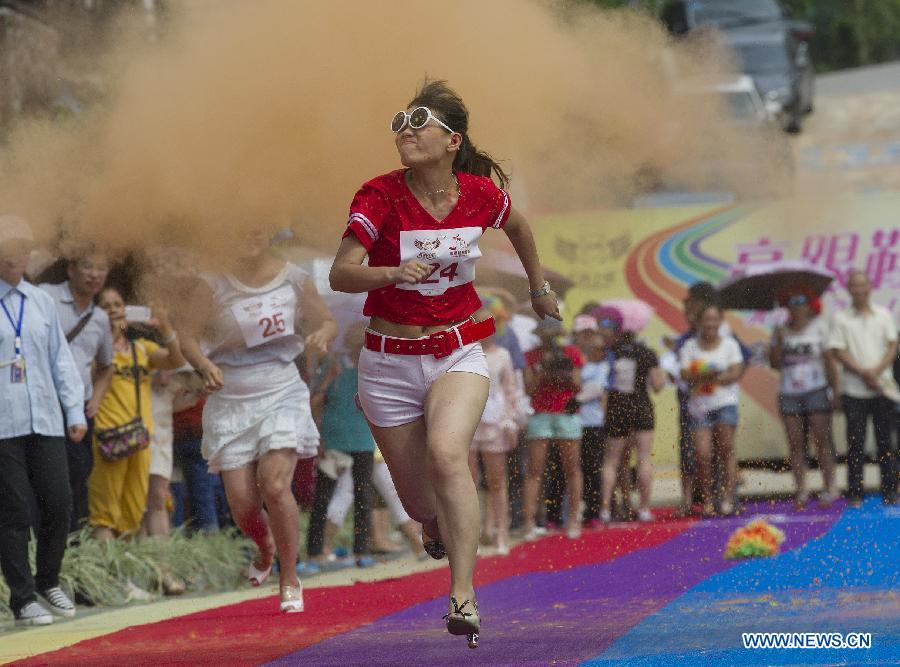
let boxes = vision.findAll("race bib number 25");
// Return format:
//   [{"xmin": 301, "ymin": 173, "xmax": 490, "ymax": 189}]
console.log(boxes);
[
  {"xmin": 229, "ymin": 284, "xmax": 296, "ymax": 349},
  {"xmin": 397, "ymin": 227, "xmax": 483, "ymax": 296}
]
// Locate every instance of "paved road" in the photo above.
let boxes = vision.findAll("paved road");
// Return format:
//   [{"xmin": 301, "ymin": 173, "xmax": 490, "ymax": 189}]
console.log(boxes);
[
  {"xmin": 816, "ymin": 60, "xmax": 900, "ymax": 97},
  {"xmin": 793, "ymin": 60, "xmax": 900, "ymax": 192}
]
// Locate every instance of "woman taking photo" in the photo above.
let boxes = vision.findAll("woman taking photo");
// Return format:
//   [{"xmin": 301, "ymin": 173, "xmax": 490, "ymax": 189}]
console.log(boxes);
[
  {"xmin": 329, "ymin": 80, "xmax": 560, "ymax": 648},
  {"xmin": 679, "ymin": 303, "xmax": 745, "ymax": 516},
  {"xmin": 769, "ymin": 284, "xmax": 837, "ymax": 508},
  {"xmin": 179, "ymin": 228, "xmax": 336, "ymax": 613},
  {"xmin": 521, "ymin": 319, "xmax": 583, "ymax": 540},
  {"xmin": 89, "ymin": 288, "xmax": 186, "ymax": 544}
]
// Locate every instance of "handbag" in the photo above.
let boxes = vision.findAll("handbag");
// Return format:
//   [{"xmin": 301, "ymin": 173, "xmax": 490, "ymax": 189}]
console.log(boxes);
[{"xmin": 96, "ymin": 342, "xmax": 150, "ymax": 462}]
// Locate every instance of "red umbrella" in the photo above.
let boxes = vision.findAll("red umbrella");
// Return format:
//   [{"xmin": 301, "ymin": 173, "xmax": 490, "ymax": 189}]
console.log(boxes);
[{"xmin": 717, "ymin": 261, "xmax": 834, "ymax": 311}]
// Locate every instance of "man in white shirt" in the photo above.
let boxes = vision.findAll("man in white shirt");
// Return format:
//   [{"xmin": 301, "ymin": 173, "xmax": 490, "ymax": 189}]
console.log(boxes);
[
  {"xmin": 0, "ymin": 216, "xmax": 86, "ymax": 625},
  {"xmin": 40, "ymin": 244, "xmax": 114, "ymax": 531},
  {"xmin": 828, "ymin": 270, "xmax": 898, "ymax": 507}
]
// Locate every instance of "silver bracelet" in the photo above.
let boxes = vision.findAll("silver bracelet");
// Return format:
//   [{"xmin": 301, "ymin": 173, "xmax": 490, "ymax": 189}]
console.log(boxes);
[{"xmin": 530, "ymin": 280, "xmax": 551, "ymax": 299}]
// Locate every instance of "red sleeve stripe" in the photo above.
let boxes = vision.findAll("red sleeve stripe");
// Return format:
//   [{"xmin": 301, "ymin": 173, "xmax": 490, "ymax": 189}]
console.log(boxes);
[
  {"xmin": 492, "ymin": 191, "xmax": 510, "ymax": 229},
  {"xmin": 349, "ymin": 212, "xmax": 378, "ymax": 242}
]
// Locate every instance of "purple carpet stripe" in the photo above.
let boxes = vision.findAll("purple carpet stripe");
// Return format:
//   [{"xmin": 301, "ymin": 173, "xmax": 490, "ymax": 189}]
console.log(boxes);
[
  {"xmin": 270, "ymin": 502, "xmax": 842, "ymax": 667},
  {"xmin": 687, "ymin": 212, "xmax": 742, "ymax": 271}
]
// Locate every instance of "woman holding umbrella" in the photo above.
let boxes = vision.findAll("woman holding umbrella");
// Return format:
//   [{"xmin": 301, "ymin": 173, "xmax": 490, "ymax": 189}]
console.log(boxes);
[{"xmin": 769, "ymin": 284, "xmax": 838, "ymax": 508}]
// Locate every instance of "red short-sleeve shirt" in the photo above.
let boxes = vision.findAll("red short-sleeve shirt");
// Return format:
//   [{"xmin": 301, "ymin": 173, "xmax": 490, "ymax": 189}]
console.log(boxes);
[{"xmin": 343, "ymin": 169, "xmax": 511, "ymax": 325}]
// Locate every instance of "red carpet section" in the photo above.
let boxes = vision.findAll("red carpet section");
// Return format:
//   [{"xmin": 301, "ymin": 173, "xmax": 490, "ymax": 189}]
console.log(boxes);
[{"xmin": 18, "ymin": 517, "xmax": 692, "ymax": 666}]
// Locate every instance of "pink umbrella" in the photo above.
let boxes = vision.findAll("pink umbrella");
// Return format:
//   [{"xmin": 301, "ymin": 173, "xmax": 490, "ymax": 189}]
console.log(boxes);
[{"xmin": 601, "ymin": 298, "xmax": 655, "ymax": 333}]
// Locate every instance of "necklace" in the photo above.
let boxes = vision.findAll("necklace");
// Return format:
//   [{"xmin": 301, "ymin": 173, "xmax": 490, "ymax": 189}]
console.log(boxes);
[{"xmin": 412, "ymin": 172, "xmax": 458, "ymax": 198}]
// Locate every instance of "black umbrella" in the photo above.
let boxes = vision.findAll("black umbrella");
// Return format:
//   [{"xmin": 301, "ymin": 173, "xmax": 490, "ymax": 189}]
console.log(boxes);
[{"xmin": 717, "ymin": 261, "xmax": 834, "ymax": 311}]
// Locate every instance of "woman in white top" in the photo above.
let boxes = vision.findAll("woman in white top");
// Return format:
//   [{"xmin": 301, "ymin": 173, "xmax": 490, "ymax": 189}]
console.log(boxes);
[
  {"xmin": 769, "ymin": 285, "xmax": 837, "ymax": 508},
  {"xmin": 179, "ymin": 227, "xmax": 336, "ymax": 613},
  {"xmin": 572, "ymin": 314, "xmax": 612, "ymax": 527},
  {"xmin": 679, "ymin": 304, "xmax": 745, "ymax": 516}
]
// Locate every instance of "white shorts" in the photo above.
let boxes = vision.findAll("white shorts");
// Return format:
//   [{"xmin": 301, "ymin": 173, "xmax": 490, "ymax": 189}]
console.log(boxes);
[
  {"xmin": 149, "ymin": 432, "xmax": 174, "ymax": 479},
  {"xmin": 149, "ymin": 391, "xmax": 174, "ymax": 479},
  {"xmin": 202, "ymin": 361, "xmax": 319, "ymax": 473},
  {"xmin": 357, "ymin": 342, "xmax": 489, "ymax": 428},
  {"xmin": 471, "ymin": 422, "xmax": 517, "ymax": 454}
]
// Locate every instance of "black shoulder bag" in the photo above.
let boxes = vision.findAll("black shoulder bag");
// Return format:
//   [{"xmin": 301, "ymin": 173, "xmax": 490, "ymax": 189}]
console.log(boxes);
[{"xmin": 95, "ymin": 342, "xmax": 150, "ymax": 462}]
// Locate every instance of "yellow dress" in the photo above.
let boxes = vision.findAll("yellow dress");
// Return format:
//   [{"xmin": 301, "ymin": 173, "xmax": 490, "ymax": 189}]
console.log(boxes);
[{"xmin": 88, "ymin": 339, "xmax": 159, "ymax": 535}]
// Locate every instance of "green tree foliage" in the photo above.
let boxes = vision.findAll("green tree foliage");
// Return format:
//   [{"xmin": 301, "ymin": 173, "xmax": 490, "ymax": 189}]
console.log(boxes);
[
  {"xmin": 578, "ymin": 0, "xmax": 900, "ymax": 72},
  {"xmin": 783, "ymin": 0, "xmax": 900, "ymax": 70}
]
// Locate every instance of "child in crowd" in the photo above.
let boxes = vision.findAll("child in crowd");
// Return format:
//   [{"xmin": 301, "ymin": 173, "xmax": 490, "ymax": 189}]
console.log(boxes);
[{"xmin": 468, "ymin": 317, "xmax": 521, "ymax": 556}]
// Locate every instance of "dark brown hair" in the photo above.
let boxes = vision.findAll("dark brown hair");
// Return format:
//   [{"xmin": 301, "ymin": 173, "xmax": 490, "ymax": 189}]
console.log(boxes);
[{"xmin": 408, "ymin": 79, "xmax": 509, "ymax": 189}]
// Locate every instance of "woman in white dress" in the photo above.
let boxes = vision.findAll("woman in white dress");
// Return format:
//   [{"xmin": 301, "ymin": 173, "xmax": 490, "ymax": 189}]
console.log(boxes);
[{"xmin": 179, "ymin": 228, "xmax": 336, "ymax": 612}]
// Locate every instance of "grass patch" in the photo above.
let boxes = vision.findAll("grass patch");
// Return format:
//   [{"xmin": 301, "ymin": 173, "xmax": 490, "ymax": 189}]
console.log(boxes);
[
  {"xmin": 0, "ymin": 529, "xmax": 253, "ymax": 619},
  {"xmin": 1, "ymin": 506, "xmax": 366, "ymax": 619}
]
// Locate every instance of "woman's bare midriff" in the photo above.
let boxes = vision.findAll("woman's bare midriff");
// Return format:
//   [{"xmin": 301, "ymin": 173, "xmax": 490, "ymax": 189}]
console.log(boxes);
[{"xmin": 369, "ymin": 308, "xmax": 491, "ymax": 338}]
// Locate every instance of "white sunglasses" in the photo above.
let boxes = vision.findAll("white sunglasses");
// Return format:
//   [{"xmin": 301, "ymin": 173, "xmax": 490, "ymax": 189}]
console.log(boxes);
[{"xmin": 390, "ymin": 106, "xmax": 456, "ymax": 134}]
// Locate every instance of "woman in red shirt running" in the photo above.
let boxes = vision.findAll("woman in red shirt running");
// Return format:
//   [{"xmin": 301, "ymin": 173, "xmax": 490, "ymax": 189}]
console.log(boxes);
[{"xmin": 330, "ymin": 80, "xmax": 559, "ymax": 648}]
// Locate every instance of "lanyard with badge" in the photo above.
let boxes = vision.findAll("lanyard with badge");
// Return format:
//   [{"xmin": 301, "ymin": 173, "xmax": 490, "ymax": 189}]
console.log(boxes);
[{"xmin": 1, "ymin": 293, "xmax": 26, "ymax": 382}]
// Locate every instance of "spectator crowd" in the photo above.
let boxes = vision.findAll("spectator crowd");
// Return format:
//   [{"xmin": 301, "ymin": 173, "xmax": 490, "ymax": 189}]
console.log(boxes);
[{"xmin": 1, "ymin": 216, "xmax": 897, "ymax": 626}]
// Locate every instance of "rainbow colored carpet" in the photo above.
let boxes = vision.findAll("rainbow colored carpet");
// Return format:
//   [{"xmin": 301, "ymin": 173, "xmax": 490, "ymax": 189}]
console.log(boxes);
[{"xmin": 9, "ymin": 497, "xmax": 899, "ymax": 666}]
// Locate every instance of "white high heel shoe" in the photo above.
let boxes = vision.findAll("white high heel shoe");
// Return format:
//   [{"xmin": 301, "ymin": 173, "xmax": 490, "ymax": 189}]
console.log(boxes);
[
  {"xmin": 247, "ymin": 558, "xmax": 272, "ymax": 587},
  {"xmin": 280, "ymin": 583, "xmax": 304, "ymax": 613}
]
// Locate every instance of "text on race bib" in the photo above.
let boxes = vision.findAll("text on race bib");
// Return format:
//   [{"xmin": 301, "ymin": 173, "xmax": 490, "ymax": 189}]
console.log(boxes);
[
  {"xmin": 397, "ymin": 227, "xmax": 483, "ymax": 296},
  {"xmin": 229, "ymin": 284, "xmax": 297, "ymax": 349},
  {"xmin": 781, "ymin": 329, "xmax": 827, "ymax": 392},
  {"xmin": 784, "ymin": 363, "xmax": 825, "ymax": 392}
]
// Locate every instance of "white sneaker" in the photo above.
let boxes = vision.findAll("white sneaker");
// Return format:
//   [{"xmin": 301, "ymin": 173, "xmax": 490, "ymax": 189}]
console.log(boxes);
[
  {"xmin": 818, "ymin": 490, "xmax": 836, "ymax": 508},
  {"xmin": 637, "ymin": 509, "xmax": 654, "ymax": 523},
  {"xmin": 15, "ymin": 601, "xmax": 53, "ymax": 626},
  {"xmin": 38, "ymin": 587, "xmax": 76, "ymax": 618},
  {"xmin": 124, "ymin": 579, "xmax": 154, "ymax": 602},
  {"xmin": 523, "ymin": 527, "xmax": 542, "ymax": 541},
  {"xmin": 495, "ymin": 541, "xmax": 510, "ymax": 556},
  {"xmin": 599, "ymin": 510, "xmax": 612, "ymax": 524},
  {"xmin": 566, "ymin": 526, "xmax": 582, "ymax": 540}
]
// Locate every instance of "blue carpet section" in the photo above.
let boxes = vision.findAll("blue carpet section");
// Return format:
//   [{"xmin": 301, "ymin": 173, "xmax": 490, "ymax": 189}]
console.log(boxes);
[{"xmin": 584, "ymin": 498, "xmax": 900, "ymax": 666}]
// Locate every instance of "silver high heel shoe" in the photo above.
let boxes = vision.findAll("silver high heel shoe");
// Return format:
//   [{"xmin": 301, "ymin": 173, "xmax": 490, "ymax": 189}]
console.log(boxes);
[{"xmin": 443, "ymin": 596, "xmax": 480, "ymax": 648}]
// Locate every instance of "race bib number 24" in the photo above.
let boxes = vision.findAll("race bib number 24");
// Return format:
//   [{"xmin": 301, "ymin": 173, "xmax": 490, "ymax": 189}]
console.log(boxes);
[{"xmin": 397, "ymin": 227, "xmax": 483, "ymax": 296}]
